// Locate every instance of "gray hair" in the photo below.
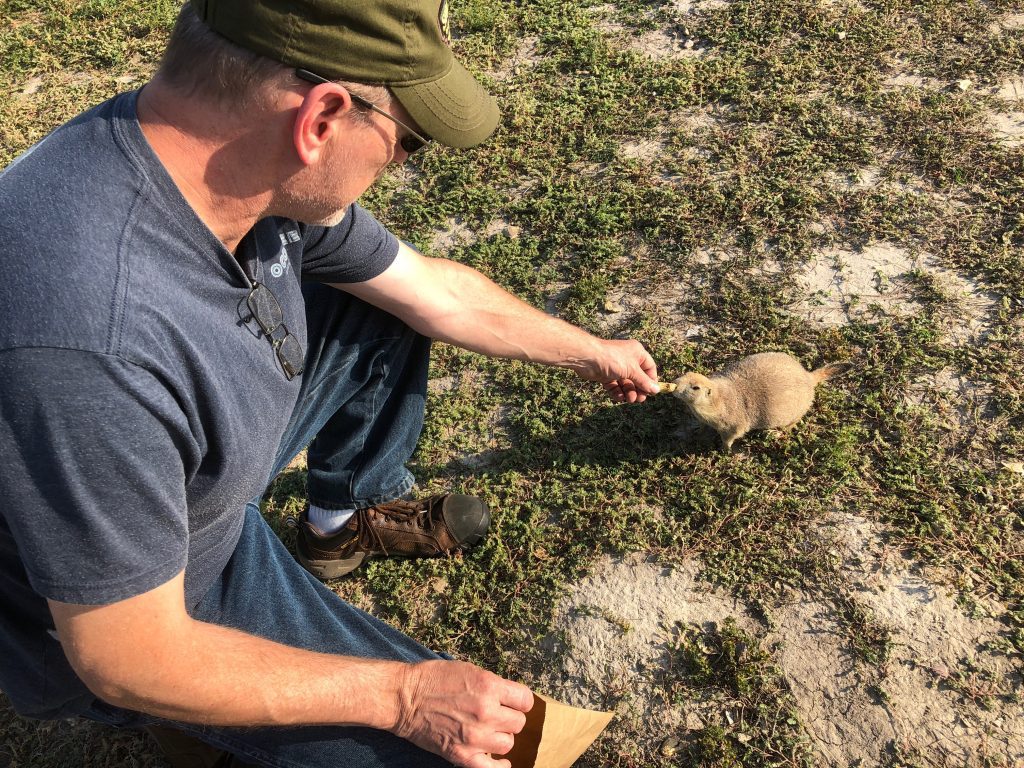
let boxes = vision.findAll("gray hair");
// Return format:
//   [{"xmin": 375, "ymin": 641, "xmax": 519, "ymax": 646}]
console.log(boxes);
[{"xmin": 157, "ymin": 4, "xmax": 391, "ymax": 113}]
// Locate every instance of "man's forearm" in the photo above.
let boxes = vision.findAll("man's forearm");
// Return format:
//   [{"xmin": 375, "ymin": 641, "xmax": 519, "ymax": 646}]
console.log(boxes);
[
  {"xmin": 400, "ymin": 258, "xmax": 604, "ymax": 370},
  {"xmin": 52, "ymin": 571, "xmax": 534, "ymax": 767},
  {"xmin": 336, "ymin": 243, "xmax": 659, "ymax": 398},
  {"xmin": 73, "ymin": 614, "xmax": 404, "ymax": 729}
]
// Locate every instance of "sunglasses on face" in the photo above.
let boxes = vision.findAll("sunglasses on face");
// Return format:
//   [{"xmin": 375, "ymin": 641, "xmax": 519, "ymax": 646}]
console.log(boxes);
[{"xmin": 295, "ymin": 68, "xmax": 431, "ymax": 155}]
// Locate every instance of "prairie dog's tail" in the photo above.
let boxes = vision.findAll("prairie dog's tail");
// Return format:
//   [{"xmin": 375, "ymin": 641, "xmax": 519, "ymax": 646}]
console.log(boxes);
[{"xmin": 811, "ymin": 361, "xmax": 851, "ymax": 383}]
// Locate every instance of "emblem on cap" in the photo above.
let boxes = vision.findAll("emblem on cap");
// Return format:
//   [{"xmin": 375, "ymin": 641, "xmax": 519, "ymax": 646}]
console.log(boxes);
[{"xmin": 438, "ymin": 0, "xmax": 451, "ymax": 45}]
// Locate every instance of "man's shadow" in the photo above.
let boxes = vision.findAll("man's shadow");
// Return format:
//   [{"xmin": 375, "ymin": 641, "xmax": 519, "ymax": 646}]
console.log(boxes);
[
  {"xmin": 425, "ymin": 394, "xmax": 720, "ymax": 479},
  {"xmin": 264, "ymin": 394, "xmax": 722, "ymax": 508}
]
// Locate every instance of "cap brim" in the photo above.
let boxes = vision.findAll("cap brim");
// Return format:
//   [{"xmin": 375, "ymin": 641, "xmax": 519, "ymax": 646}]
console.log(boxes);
[{"xmin": 391, "ymin": 60, "xmax": 499, "ymax": 149}]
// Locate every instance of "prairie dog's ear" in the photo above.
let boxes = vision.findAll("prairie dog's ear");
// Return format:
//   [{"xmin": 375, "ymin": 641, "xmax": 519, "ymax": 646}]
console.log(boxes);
[{"xmin": 685, "ymin": 377, "xmax": 709, "ymax": 396}]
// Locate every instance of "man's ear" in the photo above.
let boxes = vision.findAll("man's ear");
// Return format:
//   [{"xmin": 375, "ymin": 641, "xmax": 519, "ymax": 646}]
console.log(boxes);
[{"xmin": 292, "ymin": 83, "xmax": 352, "ymax": 166}]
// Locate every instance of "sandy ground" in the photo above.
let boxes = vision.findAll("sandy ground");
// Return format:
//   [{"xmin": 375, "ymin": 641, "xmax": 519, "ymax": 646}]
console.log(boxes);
[
  {"xmin": 430, "ymin": 7, "xmax": 1024, "ymax": 764},
  {"xmin": 426, "ymin": 206, "xmax": 1024, "ymax": 764},
  {"xmin": 534, "ymin": 524, "xmax": 1023, "ymax": 765}
]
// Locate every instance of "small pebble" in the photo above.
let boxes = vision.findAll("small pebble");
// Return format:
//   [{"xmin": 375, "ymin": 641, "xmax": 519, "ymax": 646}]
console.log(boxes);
[{"xmin": 659, "ymin": 736, "xmax": 680, "ymax": 757}]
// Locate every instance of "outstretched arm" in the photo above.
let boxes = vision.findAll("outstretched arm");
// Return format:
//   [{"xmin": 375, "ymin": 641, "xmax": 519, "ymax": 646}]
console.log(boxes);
[
  {"xmin": 49, "ymin": 572, "xmax": 533, "ymax": 768},
  {"xmin": 333, "ymin": 242, "xmax": 660, "ymax": 402}
]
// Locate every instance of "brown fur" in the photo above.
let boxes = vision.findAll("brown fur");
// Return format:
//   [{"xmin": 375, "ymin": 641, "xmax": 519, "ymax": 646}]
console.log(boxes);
[{"xmin": 671, "ymin": 352, "xmax": 846, "ymax": 451}]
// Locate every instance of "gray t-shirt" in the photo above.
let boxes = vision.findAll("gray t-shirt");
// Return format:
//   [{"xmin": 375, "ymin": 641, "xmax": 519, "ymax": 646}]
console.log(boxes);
[{"xmin": 0, "ymin": 91, "xmax": 399, "ymax": 717}]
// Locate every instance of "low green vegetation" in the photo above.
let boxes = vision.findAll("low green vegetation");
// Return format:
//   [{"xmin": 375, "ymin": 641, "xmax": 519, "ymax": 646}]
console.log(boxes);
[{"xmin": 2, "ymin": 0, "xmax": 1022, "ymax": 765}]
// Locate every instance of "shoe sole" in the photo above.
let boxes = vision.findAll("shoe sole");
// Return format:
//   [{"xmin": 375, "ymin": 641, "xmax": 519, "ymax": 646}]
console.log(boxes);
[{"xmin": 296, "ymin": 547, "xmax": 367, "ymax": 580}]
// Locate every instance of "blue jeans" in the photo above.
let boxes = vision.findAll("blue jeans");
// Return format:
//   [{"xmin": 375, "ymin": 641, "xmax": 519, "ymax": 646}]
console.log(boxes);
[{"xmin": 86, "ymin": 284, "xmax": 453, "ymax": 768}]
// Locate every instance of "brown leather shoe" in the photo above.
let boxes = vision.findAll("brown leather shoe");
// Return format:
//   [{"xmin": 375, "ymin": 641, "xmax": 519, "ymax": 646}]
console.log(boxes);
[{"xmin": 295, "ymin": 494, "xmax": 490, "ymax": 579}]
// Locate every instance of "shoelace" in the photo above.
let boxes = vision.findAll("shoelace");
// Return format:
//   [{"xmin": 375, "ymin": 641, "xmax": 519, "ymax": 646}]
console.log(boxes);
[{"xmin": 355, "ymin": 497, "xmax": 442, "ymax": 556}]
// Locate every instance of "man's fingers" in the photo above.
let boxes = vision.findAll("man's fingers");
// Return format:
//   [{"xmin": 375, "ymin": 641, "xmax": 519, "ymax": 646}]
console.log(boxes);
[
  {"xmin": 617, "ymin": 380, "xmax": 645, "ymax": 403},
  {"xmin": 643, "ymin": 364, "xmax": 658, "ymax": 379},
  {"xmin": 633, "ymin": 348, "xmax": 660, "ymax": 394},
  {"xmin": 488, "ymin": 730, "xmax": 516, "ymax": 756},
  {"xmin": 636, "ymin": 368, "xmax": 660, "ymax": 395},
  {"xmin": 496, "ymin": 705, "xmax": 528, "ymax": 734},
  {"xmin": 499, "ymin": 681, "xmax": 535, "ymax": 712},
  {"xmin": 621, "ymin": 341, "xmax": 658, "ymax": 393},
  {"xmin": 604, "ymin": 380, "xmax": 627, "ymax": 402},
  {"xmin": 400, "ymin": 663, "xmax": 536, "ymax": 767}
]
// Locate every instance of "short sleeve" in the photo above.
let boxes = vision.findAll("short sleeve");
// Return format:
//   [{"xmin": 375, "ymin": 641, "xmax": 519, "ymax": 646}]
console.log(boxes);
[
  {"xmin": 299, "ymin": 203, "xmax": 400, "ymax": 284},
  {"xmin": 0, "ymin": 348, "xmax": 194, "ymax": 605}
]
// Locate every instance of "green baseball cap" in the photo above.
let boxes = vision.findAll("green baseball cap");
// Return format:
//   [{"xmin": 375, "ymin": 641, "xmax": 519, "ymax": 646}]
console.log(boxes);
[{"xmin": 189, "ymin": 0, "xmax": 500, "ymax": 148}]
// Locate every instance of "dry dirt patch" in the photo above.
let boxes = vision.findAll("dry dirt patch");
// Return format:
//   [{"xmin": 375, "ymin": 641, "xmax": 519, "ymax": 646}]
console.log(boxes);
[
  {"xmin": 628, "ymin": 29, "xmax": 712, "ymax": 60},
  {"xmin": 992, "ymin": 75, "xmax": 1024, "ymax": 103},
  {"xmin": 429, "ymin": 217, "xmax": 478, "ymax": 254},
  {"xmin": 986, "ymin": 109, "xmax": 1024, "ymax": 149},
  {"xmin": 770, "ymin": 513, "xmax": 1024, "ymax": 766},
  {"xmin": 427, "ymin": 212, "xmax": 527, "ymax": 253},
  {"xmin": 883, "ymin": 72, "xmax": 939, "ymax": 90},
  {"xmin": 788, "ymin": 243, "xmax": 999, "ymax": 344},
  {"xmin": 490, "ymin": 36, "xmax": 542, "ymax": 82},
  {"xmin": 600, "ymin": 273, "xmax": 705, "ymax": 344},
  {"xmin": 673, "ymin": 0, "xmax": 731, "ymax": 12},
  {"xmin": 904, "ymin": 366, "xmax": 996, "ymax": 434},
  {"xmin": 882, "ymin": 58, "xmax": 942, "ymax": 91},
  {"xmin": 537, "ymin": 554, "xmax": 753, "ymax": 737},
  {"xmin": 620, "ymin": 137, "xmax": 668, "ymax": 163},
  {"xmin": 536, "ymin": 530, "xmax": 1023, "ymax": 765},
  {"xmin": 825, "ymin": 165, "xmax": 881, "ymax": 191},
  {"xmin": 816, "ymin": 0, "xmax": 869, "ymax": 10},
  {"xmin": 672, "ymin": 108, "xmax": 724, "ymax": 134},
  {"xmin": 990, "ymin": 13, "xmax": 1024, "ymax": 33},
  {"xmin": 593, "ymin": 4, "xmax": 715, "ymax": 61}
]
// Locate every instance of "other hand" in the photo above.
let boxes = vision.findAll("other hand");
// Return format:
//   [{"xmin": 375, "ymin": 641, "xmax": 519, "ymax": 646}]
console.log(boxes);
[{"xmin": 393, "ymin": 659, "xmax": 534, "ymax": 768}]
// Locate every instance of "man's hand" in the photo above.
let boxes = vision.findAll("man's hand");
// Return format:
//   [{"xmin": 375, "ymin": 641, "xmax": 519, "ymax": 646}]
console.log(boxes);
[
  {"xmin": 574, "ymin": 338, "xmax": 659, "ymax": 403},
  {"xmin": 393, "ymin": 660, "xmax": 534, "ymax": 768}
]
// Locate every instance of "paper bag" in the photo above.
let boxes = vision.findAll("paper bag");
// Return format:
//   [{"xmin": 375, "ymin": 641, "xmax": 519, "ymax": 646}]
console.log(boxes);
[{"xmin": 502, "ymin": 693, "xmax": 613, "ymax": 768}]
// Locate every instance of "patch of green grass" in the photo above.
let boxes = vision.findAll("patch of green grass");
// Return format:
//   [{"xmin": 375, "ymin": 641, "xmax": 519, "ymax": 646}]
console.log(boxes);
[
  {"xmin": 656, "ymin": 619, "xmax": 814, "ymax": 767},
  {"xmin": 834, "ymin": 594, "xmax": 894, "ymax": 664},
  {"xmin": 3, "ymin": 0, "xmax": 1024, "ymax": 764},
  {"xmin": 0, "ymin": 693, "xmax": 165, "ymax": 768},
  {"xmin": 0, "ymin": 0, "xmax": 177, "ymax": 166}
]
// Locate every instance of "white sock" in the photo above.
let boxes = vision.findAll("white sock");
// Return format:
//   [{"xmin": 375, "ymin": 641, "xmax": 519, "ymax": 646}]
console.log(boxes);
[{"xmin": 307, "ymin": 504, "xmax": 355, "ymax": 534}]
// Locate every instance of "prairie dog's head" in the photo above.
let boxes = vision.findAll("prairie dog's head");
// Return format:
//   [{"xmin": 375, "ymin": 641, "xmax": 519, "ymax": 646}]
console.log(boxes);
[{"xmin": 672, "ymin": 372, "xmax": 714, "ymax": 411}]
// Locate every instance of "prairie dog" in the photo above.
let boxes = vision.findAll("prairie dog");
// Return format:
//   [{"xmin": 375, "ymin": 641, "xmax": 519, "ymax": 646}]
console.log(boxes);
[{"xmin": 672, "ymin": 352, "xmax": 846, "ymax": 451}]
